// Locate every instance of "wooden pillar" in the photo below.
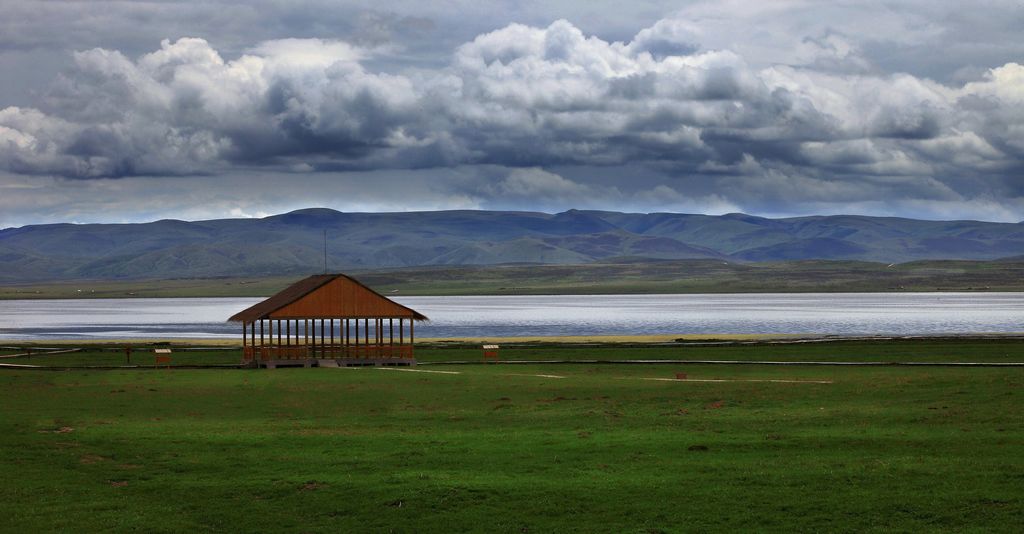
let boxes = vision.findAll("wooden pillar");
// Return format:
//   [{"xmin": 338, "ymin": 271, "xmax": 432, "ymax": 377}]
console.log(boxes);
[
  {"xmin": 400, "ymin": 318, "xmax": 404, "ymax": 344},
  {"xmin": 330, "ymin": 319, "xmax": 335, "ymax": 346},
  {"xmin": 389, "ymin": 318, "xmax": 394, "ymax": 346},
  {"xmin": 276, "ymin": 319, "xmax": 281, "ymax": 347},
  {"xmin": 242, "ymin": 322, "xmax": 247, "ymax": 351},
  {"xmin": 410, "ymin": 319, "xmax": 414, "ymax": 344},
  {"xmin": 250, "ymin": 321, "xmax": 256, "ymax": 347},
  {"xmin": 259, "ymin": 320, "xmax": 264, "ymax": 346},
  {"xmin": 286, "ymin": 320, "xmax": 290, "ymax": 346}
]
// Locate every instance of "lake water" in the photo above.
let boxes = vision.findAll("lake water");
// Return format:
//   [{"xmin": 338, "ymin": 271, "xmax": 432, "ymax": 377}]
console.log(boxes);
[{"xmin": 0, "ymin": 293, "xmax": 1022, "ymax": 340}]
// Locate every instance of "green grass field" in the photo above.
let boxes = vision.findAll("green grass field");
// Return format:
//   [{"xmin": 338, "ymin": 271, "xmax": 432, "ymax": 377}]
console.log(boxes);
[{"xmin": 1, "ymin": 341, "xmax": 1023, "ymax": 531}]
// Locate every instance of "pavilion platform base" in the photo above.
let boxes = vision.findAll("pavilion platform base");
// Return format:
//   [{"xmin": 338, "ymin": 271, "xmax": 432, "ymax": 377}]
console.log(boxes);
[{"xmin": 258, "ymin": 358, "xmax": 416, "ymax": 369}]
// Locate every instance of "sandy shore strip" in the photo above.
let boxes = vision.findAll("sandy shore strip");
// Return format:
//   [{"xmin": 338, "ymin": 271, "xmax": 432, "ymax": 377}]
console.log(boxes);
[
  {"xmin": 2, "ymin": 333, "xmax": 804, "ymax": 345},
  {"xmin": 6, "ymin": 332, "xmax": 1024, "ymax": 347}
]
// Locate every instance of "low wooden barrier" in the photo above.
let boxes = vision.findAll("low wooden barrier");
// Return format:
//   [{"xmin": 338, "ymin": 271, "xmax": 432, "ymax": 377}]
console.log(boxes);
[{"xmin": 251, "ymin": 344, "xmax": 414, "ymax": 361}]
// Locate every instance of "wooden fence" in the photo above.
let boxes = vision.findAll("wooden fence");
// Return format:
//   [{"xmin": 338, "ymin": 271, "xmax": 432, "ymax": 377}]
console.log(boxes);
[{"xmin": 243, "ymin": 344, "xmax": 414, "ymax": 361}]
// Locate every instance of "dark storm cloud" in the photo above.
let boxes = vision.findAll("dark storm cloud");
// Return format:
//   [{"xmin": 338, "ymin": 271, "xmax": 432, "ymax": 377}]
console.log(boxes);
[{"xmin": 1, "ymin": 1, "xmax": 1023, "ymax": 224}]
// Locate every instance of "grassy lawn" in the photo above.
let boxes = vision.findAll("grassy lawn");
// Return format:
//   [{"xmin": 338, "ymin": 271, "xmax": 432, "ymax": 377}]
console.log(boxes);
[
  {"xmin": 1, "ymin": 348, "xmax": 1022, "ymax": 531},
  {"xmin": 414, "ymin": 338, "xmax": 1024, "ymax": 364}
]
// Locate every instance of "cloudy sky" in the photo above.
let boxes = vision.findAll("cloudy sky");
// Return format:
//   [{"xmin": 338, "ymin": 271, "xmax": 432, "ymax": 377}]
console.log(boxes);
[{"xmin": 1, "ymin": 1, "xmax": 1023, "ymax": 228}]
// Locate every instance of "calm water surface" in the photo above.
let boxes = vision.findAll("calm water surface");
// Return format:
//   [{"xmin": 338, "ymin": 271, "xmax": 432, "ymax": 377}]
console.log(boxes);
[{"xmin": 1, "ymin": 293, "xmax": 1022, "ymax": 340}]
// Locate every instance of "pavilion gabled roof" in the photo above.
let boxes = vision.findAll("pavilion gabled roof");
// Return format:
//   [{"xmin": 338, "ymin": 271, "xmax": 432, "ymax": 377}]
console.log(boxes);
[{"xmin": 228, "ymin": 273, "xmax": 427, "ymax": 323}]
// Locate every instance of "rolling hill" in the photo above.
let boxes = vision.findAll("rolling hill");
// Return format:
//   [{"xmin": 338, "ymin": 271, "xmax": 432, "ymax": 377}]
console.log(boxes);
[{"xmin": 3, "ymin": 208, "xmax": 1024, "ymax": 282}]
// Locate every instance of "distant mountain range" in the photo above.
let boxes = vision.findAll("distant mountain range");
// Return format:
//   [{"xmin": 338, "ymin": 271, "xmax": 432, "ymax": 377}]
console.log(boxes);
[{"xmin": 3, "ymin": 208, "xmax": 1024, "ymax": 282}]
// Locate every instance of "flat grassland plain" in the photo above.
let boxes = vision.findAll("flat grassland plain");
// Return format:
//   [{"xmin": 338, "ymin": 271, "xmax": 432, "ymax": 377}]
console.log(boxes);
[
  {"xmin": 5, "ymin": 259, "xmax": 1024, "ymax": 298},
  {"xmin": 1, "ymin": 340, "xmax": 1022, "ymax": 532}
]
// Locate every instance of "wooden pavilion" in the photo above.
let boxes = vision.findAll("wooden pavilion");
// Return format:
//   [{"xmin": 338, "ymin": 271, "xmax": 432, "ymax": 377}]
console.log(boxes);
[{"xmin": 228, "ymin": 273, "xmax": 427, "ymax": 368}]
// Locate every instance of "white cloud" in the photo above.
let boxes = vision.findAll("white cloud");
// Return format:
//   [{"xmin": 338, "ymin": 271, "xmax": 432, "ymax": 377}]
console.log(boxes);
[
  {"xmin": 0, "ymin": 14, "xmax": 1023, "ymax": 222},
  {"xmin": 249, "ymin": 38, "xmax": 365, "ymax": 68},
  {"xmin": 490, "ymin": 167, "xmax": 594, "ymax": 198},
  {"xmin": 1, "ymin": 21, "xmax": 1019, "ymax": 179}
]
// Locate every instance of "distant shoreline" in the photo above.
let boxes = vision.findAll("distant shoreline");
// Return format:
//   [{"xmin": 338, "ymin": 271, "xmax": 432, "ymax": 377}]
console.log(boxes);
[
  {"xmin": 3, "ymin": 258, "xmax": 1024, "ymax": 299},
  {"xmin": 2, "ymin": 288, "xmax": 1021, "ymax": 301}
]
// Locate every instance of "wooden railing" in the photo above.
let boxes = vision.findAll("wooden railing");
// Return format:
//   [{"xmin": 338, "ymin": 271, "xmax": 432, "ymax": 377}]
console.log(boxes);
[{"xmin": 244, "ymin": 344, "xmax": 414, "ymax": 361}]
